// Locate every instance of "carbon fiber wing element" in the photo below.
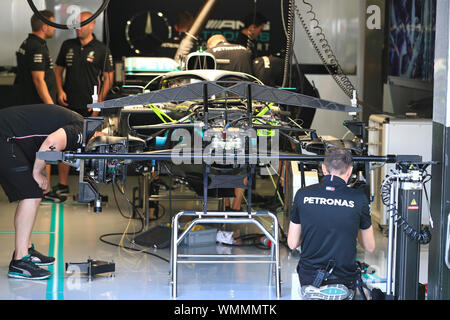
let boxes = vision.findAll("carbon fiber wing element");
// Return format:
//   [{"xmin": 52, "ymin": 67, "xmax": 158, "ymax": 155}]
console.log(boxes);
[{"xmin": 89, "ymin": 81, "xmax": 361, "ymax": 113}]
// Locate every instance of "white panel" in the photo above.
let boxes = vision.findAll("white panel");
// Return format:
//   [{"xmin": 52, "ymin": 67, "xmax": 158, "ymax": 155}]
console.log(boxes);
[
  {"xmin": 47, "ymin": 0, "xmax": 104, "ymax": 61},
  {"xmin": 0, "ymin": 1, "xmax": 104, "ymax": 67},
  {"xmin": 291, "ymin": 0, "xmax": 362, "ymax": 139},
  {"xmin": 307, "ymin": 74, "xmax": 359, "ymax": 138},
  {"xmin": 293, "ymin": 0, "xmax": 359, "ymax": 72},
  {"xmin": 0, "ymin": 0, "xmax": 44, "ymax": 66},
  {"xmin": 432, "ymin": 0, "xmax": 450, "ymax": 126},
  {"xmin": 368, "ymin": 115, "xmax": 433, "ymax": 226}
]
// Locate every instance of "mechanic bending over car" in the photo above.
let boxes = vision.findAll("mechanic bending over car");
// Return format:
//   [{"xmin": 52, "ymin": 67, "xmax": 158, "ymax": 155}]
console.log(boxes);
[{"xmin": 0, "ymin": 104, "xmax": 102, "ymax": 280}]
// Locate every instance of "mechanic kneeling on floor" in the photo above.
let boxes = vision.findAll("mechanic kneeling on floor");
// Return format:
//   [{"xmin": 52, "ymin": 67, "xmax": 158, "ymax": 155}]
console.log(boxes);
[
  {"xmin": 288, "ymin": 147, "xmax": 375, "ymax": 300},
  {"xmin": 0, "ymin": 104, "xmax": 98, "ymax": 280}
]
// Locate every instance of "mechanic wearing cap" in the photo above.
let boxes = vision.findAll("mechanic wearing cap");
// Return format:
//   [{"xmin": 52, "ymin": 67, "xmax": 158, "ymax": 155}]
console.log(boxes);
[
  {"xmin": 52, "ymin": 11, "xmax": 114, "ymax": 199},
  {"xmin": 206, "ymin": 34, "xmax": 253, "ymax": 75},
  {"xmin": 13, "ymin": 10, "xmax": 57, "ymax": 105},
  {"xmin": 0, "ymin": 104, "xmax": 94, "ymax": 280},
  {"xmin": 288, "ymin": 147, "xmax": 375, "ymax": 299}
]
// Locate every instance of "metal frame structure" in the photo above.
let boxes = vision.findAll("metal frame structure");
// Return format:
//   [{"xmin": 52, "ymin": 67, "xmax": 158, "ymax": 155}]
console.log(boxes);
[
  {"xmin": 383, "ymin": 168, "xmax": 428, "ymax": 299},
  {"xmin": 36, "ymin": 77, "xmax": 433, "ymax": 299},
  {"xmin": 170, "ymin": 210, "xmax": 281, "ymax": 298}
]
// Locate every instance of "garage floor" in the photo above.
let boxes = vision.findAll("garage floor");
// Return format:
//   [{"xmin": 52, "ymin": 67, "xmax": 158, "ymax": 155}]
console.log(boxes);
[{"xmin": 0, "ymin": 173, "xmax": 429, "ymax": 300}]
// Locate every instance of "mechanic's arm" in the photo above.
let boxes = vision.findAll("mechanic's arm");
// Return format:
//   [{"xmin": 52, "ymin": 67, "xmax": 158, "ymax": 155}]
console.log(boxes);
[
  {"xmin": 90, "ymin": 71, "xmax": 114, "ymax": 117},
  {"xmin": 32, "ymin": 128, "xmax": 67, "ymax": 190},
  {"xmin": 31, "ymin": 70, "xmax": 54, "ymax": 104},
  {"xmin": 99, "ymin": 71, "xmax": 114, "ymax": 102},
  {"xmin": 288, "ymin": 221, "xmax": 302, "ymax": 250},
  {"xmin": 55, "ymin": 65, "xmax": 68, "ymax": 106},
  {"xmin": 358, "ymin": 226, "xmax": 375, "ymax": 253}
]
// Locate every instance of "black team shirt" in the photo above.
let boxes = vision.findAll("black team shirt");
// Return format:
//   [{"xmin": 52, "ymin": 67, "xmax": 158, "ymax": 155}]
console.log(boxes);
[
  {"xmin": 290, "ymin": 175, "xmax": 372, "ymax": 283},
  {"xmin": 56, "ymin": 34, "xmax": 114, "ymax": 116},
  {"xmin": 14, "ymin": 34, "xmax": 57, "ymax": 105},
  {"xmin": 206, "ymin": 42, "xmax": 253, "ymax": 75},
  {"xmin": 0, "ymin": 104, "xmax": 84, "ymax": 161},
  {"xmin": 235, "ymin": 32, "xmax": 258, "ymax": 60}
]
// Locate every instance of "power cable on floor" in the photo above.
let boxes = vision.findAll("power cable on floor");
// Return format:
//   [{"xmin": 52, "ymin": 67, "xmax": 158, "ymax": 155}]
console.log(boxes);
[{"xmin": 98, "ymin": 180, "xmax": 170, "ymax": 263}]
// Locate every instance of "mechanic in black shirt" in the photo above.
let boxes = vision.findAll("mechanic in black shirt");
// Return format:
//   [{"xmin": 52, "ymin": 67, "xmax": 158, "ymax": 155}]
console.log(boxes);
[
  {"xmin": 159, "ymin": 11, "xmax": 195, "ymax": 58},
  {"xmin": 55, "ymin": 11, "xmax": 114, "ymax": 117},
  {"xmin": 234, "ymin": 12, "xmax": 268, "ymax": 60},
  {"xmin": 52, "ymin": 11, "xmax": 114, "ymax": 198},
  {"xmin": 0, "ymin": 104, "xmax": 98, "ymax": 280},
  {"xmin": 206, "ymin": 34, "xmax": 253, "ymax": 75},
  {"xmin": 13, "ymin": 10, "xmax": 57, "ymax": 105},
  {"xmin": 288, "ymin": 147, "xmax": 375, "ymax": 298}
]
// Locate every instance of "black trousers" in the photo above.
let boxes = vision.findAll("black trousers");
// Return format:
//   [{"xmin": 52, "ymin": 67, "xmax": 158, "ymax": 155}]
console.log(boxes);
[{"xmin": 297, "ymin": 264, "xmax": 357, "ymax": 290}]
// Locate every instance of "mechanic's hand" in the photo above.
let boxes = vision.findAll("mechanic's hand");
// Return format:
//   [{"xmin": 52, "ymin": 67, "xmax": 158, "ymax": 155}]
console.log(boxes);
[
  {"xmin": 33, "ymin": 170, "xmax": 49, "ymax": 192},
  {"xmin": 58, "ymin": 90, "xmax": 69, "ymax": 106},
  {"xmin": 89, "ymin": 108, "xmax": 99, "ymax": 117}
]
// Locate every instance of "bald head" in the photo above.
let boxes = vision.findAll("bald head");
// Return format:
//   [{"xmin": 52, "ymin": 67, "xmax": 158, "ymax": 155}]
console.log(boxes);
[
  {"xmin": 207, "ymin": 34, "xmax": 226, "ymax": 49},
  {"xmin": 76, "ymin": 11, "xmax": 95, "ymax": 41}
]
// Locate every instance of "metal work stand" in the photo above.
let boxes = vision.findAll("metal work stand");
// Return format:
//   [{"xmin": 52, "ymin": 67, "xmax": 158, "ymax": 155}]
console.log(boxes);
[
  {"xmin": 384, "ymin": 165, "xmax": 429, "ymax": 300},
  {"xmin": 170, "ymin": 210, "xmax": 281, "ymax": 299}
]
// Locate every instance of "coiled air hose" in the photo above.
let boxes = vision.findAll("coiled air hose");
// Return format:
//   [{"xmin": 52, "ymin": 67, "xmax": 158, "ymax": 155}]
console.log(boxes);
[{"xmin": 381, "ymin": 175, "xmax": 431, "ymax": 244}]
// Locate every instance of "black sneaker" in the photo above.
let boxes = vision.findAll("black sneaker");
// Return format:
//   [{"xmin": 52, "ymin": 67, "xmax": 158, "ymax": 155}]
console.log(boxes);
[
  {"xmin": 28, "ymin": 244, "xmax": 55, "ymax": 266},
  {"xmin": 52, "ymin": 183, "xmax": 70, "ymax": 196},
  {"xmin": 8, "ymin": 254, "xmax": 51, "ymax": 280},
  {"xmin": 42, "ymin": 191, "xmax": 67, "ymax": 203}
]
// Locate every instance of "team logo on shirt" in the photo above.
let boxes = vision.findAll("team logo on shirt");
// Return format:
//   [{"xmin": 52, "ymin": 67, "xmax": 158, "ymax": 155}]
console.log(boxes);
[
  {"xmin": 87, "ymin": 51, "xmax": 95, "ymax": 63},
  {"xmin": 108, "ymin": 54, "xmax": 113, "ymax": 68},
  {"xmin": 66, "ymin": 48, "xmax": 74, "ymax": 66},
  {"xmin": 303, "ymin": 196, "xmax": 355, "ymax": 208},
  {"xmin": 33, "ymin": 53, "xmax": 43, "ymax": 63}
]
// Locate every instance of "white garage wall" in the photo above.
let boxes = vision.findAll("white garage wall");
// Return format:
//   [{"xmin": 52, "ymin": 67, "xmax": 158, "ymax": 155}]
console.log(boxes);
[
  {"xmin": 293, "ymin": 0, "xmax": 365, "ymax": 138},
  {"xmin": 0, "ymin": 0, "xmax": 103, "ymax": 68},
  {"xmin": 0, "ymin": 0, "xmax": 45, "ymax": 67}
]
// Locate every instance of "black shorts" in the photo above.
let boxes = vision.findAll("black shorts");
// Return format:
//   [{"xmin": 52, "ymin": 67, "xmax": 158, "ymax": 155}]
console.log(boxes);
[{"xmin": 0, "ymin": 138, "xmax": 43, "ymax": 202}]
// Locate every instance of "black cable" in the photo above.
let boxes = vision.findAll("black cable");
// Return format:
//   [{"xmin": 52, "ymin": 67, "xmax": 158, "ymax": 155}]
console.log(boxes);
[
  {"xmin": 281, "ymin": 0, "xmax": 304, "ymax": 93},
  {"xmin": 114, "ymin": 178, "xmax": 167, "ymax": 223},
  {"xmin": 295, "ymin": 0, "xmax": 357, "ymax": 99},
  {"xmin": 282, "ymin": 0, "xmax": 295, "ymax": 88},
  {"xmin": 381, "ymin": 175, "xmax": 431, "ymax": 244},
  {"xmin": 99, "ymin": 232, "xmax": 169, "ymax": 263},
  {"xmin": 26, "ymin": 0, "xmax": 110, "ymax": 30},
  {"xmin": 246, "ymin": 0, "xmax": 258, "ymax": 51},
  {"xmin": 98, "ymin": 178, "xmax": 169, "ymax": 264},
  {"xmin": 422, "ymin": 174, "xmax": 433, "ymax": 226},
  {"xmin": 112, "ymin": 183, "xmax": 139, "ymax": 220}
]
